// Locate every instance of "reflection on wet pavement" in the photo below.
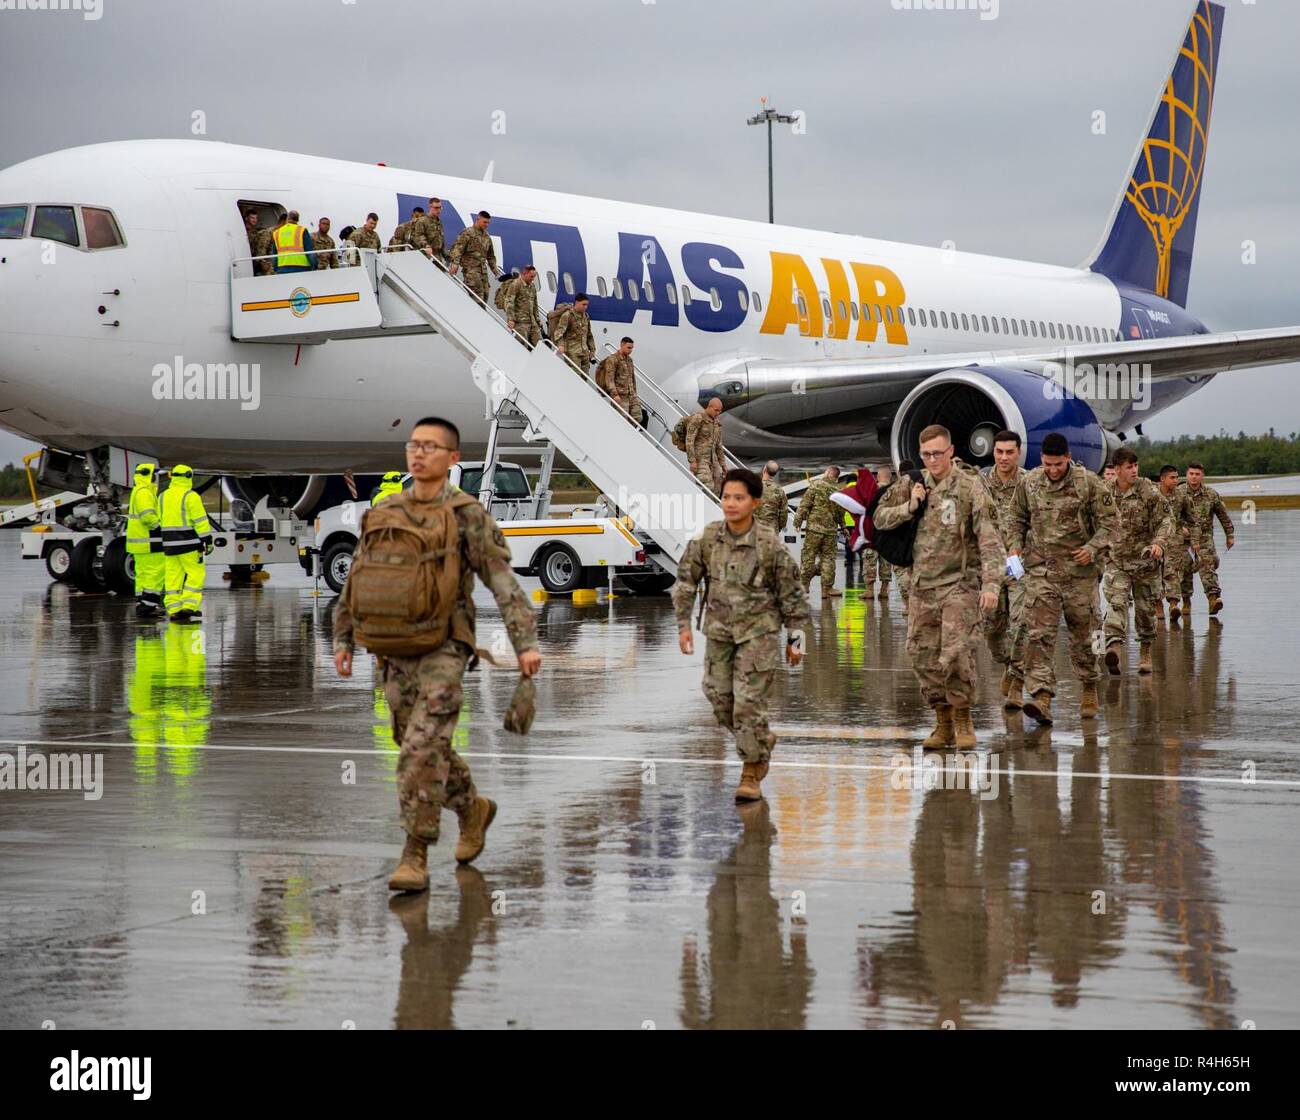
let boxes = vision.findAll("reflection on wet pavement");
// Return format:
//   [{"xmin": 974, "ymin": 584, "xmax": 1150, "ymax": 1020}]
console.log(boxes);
[{"xmin": 0, "ymin": 514, "xmax": 1297, "ymax": 1028}]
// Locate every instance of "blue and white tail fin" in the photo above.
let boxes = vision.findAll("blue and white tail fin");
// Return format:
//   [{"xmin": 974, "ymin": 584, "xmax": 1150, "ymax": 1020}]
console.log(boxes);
[{"xmin": 1087, "ymin": 1, "xmax": 1224, "ymax": 307}]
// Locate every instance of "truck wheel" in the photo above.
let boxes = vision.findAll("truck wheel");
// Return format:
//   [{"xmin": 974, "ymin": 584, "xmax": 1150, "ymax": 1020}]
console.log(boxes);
[
  {"xmin": 322, "ymin": 540, "xmax": 355, "ymax": 595},
  {"xmin": 69, "ymin": 538, "xmax": 107, "ymax": 594},
  {"xmin": 620, "ymin": 572, "xmax": 676, "ymax": 596},
  {"xmin": 538, "ymin": 544, "xmax": 582, "ymax": 594},
  {"xmin": 45, "ymin": 541, "xmax": 74, "ymax": 583},
  {"xmin": 102, "ymin": 536, "xmax": 136, "ymax": 596}
]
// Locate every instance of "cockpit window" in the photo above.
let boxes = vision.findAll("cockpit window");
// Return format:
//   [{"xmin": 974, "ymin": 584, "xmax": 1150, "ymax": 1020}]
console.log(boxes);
[
  {"xmin": 32, "ymin": 206, "xmax": 79, "ymax": 247},
  {"xmin": 0, "ymin": 205, "xmax": 27, "ymax": 239},
  {"xmin": 83, "ymin": 207, "xmax": 123, "ymax": 249}
]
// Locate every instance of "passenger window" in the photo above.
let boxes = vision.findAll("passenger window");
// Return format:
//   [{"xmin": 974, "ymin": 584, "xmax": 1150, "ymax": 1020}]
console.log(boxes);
[
  {"xmin": 0, "ymin": 204, "xmax": 28, "ymax": 239},
  {"xmin": 612, "ymin": 277, "xmax": 624, "ymax": 300},
  {"xmin": 821, "ymin": 297, "xmax": 831, "ymax": 319},
  {"xmin": 711, "ymin": 288, "xmax": 721, "ymax": 311},
  {"xmin": 874, "ymin": 303, "xmax": 884, "ymax": 322},
  {"xmin": 1010, "ymin": 319, "xmax": 1019, "ymax": 336},
  {"xmin": 752, "ymin": 291, "xmax": 762, "ymax": 312},
  {"xmin": 848, "ymin": 300, "xmax": 857, "ymax": 320},
  {"xmin": 1020, "ymin": 319, "xmax": 1028, "ymax": 335},
  {"xmin": 628, "ymin": 278, "xmax": 640, "ymax": 301},
  {"xmin": 960, "ymin": 313, "xmax": 969, "ymax": 331},
  {"xmin": 83, "ymin": 207, "xmax": 123, "ymax": 249},
  {"xmin": 991, "ymin": 316, "xmax": 999, "ymax": 334},
  {"xmin": 1030, "ymin": 321, "xmax": 1038, "ymax": 338},
  {"xmin": 837, "ymin": 299, "xmax": 847, "ymax": 320},
  {"xmin": 680, "ymin": 284, "xmax": 691, "ymax": 305},
  {"xmin": 644, "ymin": 280, "xmax": 654, "ymax": 302},
  {"xmin": 1001, "ymin": 317, "xmax": 1009, "ymax": 334},
  {"xmin": 907, "ymin": 307, "xmax": 916, "ymax": 326},
  {"xmin": 562, "ymin": 272, "xmax": 575, "ymax": 296},
  {"xmin": 739, "ymin": 289, "xmax": 749, "ymax": 312},
  {"xmin": 981, "ymin": 315, "xmax": 989, "ymax": 333},
  {"xmin": 596, "ymin": 276, "xmax": 608, "ymax": 297},
  {"xmin": 33, "ymin": 205, "xmax": 78, "ymax": 247},
  {"xmin": 667, "ymin": 283, "xmax": 678, "ymax": 305},
  {"xmin": 797, "ymin": 295, "xmax": 807, "ymax": 315},
  {"xmin": 940, "ymin": 311, "xmax": 949, "ymax": 329},
  {"xmin": 1049, "ymin": 323, "xmax": 1057, "ymax": 339},
  {"xmin": 547, "ymin": 271, "xmax": 557, "ymax": 293}
]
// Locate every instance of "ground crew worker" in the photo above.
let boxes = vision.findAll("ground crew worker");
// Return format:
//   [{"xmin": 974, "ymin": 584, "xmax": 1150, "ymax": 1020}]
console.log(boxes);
[
  {"xmin": 372, "ymin": 470, "xmax": 405, "ymax": 506},
  {"xmin": 875, "ymin": 426, "xmax": 1005, "ymax": 748},
  {"xmin": 552, "ymin": 293, "xmax": 595, "ymax": 372},
  {"xmin": 160, "ymin": 464, "xmax": 213, "ymax": 623},
  {"xmin": 447, "ymin": 210, "xmax": 497, "ymax": 302},
  {"xmin": 347, "ymin": 213, "xmax": 382, "ymax": 259},
  {"xmin": 595, "ymin": 337, "xmax": 640, "ymax": 423},
  {"xmin": 794, "ymin": 466, "xmax": 843, "ymax": 598},
  {"xmin": 1180, "ymin": 461, "xmax": 1234, "ymax": 616},
  {"xmin": 674, "ymin": 467, "xmax": 810, "ymax": 803},
  {"xmin": 411, "ymin": 197, "xmax": 446, "ymax": 263},
  {"xmin": 503, "ymin": 264, "xmax": 542, "ymax": 347},
  {"xmin": 686, "ymin": 397, "xmax": 726, "ymax": 495},
  {"xmin": 313, "ymin": 216, "xmax": 337, "ymax": 269},
  {"xmin": 1006, "ymin": 432, "xmax": 1117, "ymax": 726},
  {"xmin": 1157, "ymin": 464, "xmax": 1189, "ymax": 620},
  {"xmin": 755, "ymin": 461, "xmax": 788, "ymax": 533},
  {"xmin": 389, "ymin": 206, "xmax": 423, "ymax": 251},
  {"xmin": 273, "ymin": 209, "xmax": 314, "ymax": 274},
  {"xmin": 334, "ymin": 416, "xmax": 541, "ymax": 893},
  {"xmin": 981, "ymin": 430, "xmax": 1028, "ymax": 708},
  {"xmin": 126, "ymin": 462, "xmax": 164, "ymax": 618},
  {"xmin": 1103, "ymin": 447, "xmax": 1176, "ymax": 676}
]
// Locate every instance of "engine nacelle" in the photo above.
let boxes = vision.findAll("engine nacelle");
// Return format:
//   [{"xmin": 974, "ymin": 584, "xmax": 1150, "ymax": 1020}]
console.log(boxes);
[
  {"xmin": 220, "ymin": 474, "xmax": 383, "ymax": 520},
  {"xmin": 890, "ymin": 366, "xmax": 1107, "ymax": 471}
]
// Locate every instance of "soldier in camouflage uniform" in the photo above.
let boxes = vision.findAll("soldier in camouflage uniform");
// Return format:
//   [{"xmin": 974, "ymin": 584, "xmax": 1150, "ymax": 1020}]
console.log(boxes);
[
  {"xmin": 244, "ymin": 210, "xmax": 264, "ymax": 274},
  {"xmin": 448, "ymin": 210, "xmax": 497, "ymax": 302},
  {"xmin": 502, "ymin": 264, "xmax": 542, "ymax": 347},
  {"xmin": 756, "ymin": 461, "xmax": 789, "ymax": 533},
  {"xmin": 1102, "ymin": 447, "xmax": 1176, "ymax": 676},
  {"xmin": 312, "ymin": 217, "xmax": 337, "ymax": 269},
  {"xmin": 884, "ymin": 460, "xmax": 916, "ymax": 612},
  {"xmin": 875, "ymin": 426, "xmax": 1004, "ymax": 750},
  {"xmin": 411, "ymin": 197, "xmax": 446, "ymax": 263},
  {"xmin": 980, "ymin": 431, "xmax": 1029, "ymax": 709},
  {"xmin": 388, "ymin": 206, "xmax": 423, "ymax": 252},
  {"xmin": 334, "ymin": 416, "xmax": 541, "ymax": 893},
  {"xmin": 1179, "ymin": 462, "xmax": 1235, "ymax": 616},
  {"xmin": 247, "ymin": 212, "xmax": 276, "ymax": 275},
  {"xmin": 794, "ymin": 467, "xmax": 843, "ymax": 597},
  {"xmin": 674, "ymin": 467, "xmax": 810, "ymax": 803},
  {"xmin": 595, "ymin": 336, "xmax": 640, "ymax": 423},
  {"xmin": 686, "ymin": 397, "xmax": 726, "ymax": 496},
  {"xmin": 859, "ymin": 464, "xmax": 895, "ymax": 600},
  {"xmin": 1006, "ymin": 432, "xmax": 1117, "ymax": 725},
  {"xmin": 347, "ymin": 212, "xmax": 382, "ymax": 260},
  {"xmin": 1157, "ymin": 465, "xmax": 1190, "ymax": 619},
  {"xmin": 553, "ymin": 293, "xmax": 596, "ymax": 372}
]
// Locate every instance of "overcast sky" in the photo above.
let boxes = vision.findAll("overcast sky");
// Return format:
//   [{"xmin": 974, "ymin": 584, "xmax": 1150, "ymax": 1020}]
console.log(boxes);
[{"xmin": 1, "ymin": 0, "xmax": 1296, "ymax": 467}]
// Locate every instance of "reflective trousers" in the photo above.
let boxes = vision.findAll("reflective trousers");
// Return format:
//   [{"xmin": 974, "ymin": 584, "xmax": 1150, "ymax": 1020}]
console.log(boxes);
[
  {"xmin": 164, "ymin": 551, "xmax": 205, "ymax": 616},
  {"xmin": 133, "ymin": 551, "xmax": 165, "ymax": 607}
]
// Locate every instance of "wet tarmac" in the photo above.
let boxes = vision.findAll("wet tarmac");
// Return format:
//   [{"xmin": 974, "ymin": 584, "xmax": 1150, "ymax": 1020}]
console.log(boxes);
[{"xmin": 1, "ymin": 516, "xmax": 1298, "ymax": 1030}]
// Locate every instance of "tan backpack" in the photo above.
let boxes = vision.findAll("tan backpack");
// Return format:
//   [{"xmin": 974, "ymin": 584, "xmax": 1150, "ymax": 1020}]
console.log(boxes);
[
  {"xmin": 546, "ymin": 302, "xmax": 573, "ymax": 340},
  {"xmin": 671, "ymin": 415, "xmax": 690, "ymax": 451},
  {"xmin": 343, "ymin": 492, "xmax": 476, "ymax": 655}
]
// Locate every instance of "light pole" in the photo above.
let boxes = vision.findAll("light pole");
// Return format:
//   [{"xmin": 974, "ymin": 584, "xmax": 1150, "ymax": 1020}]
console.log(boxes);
[{"xmin": 747, "ymin": 97, "xmax": 796, "ymax": 224}]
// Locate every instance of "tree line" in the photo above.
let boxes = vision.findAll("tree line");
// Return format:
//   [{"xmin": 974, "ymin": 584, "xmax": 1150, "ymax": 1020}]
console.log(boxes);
[{"xmin": 1133, "ymin": 430, "xmax": 1300, "ymax": 478}]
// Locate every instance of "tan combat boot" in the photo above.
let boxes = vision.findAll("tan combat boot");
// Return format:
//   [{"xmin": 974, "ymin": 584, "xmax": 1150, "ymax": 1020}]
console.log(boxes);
[
  {"xmin": 1155, "ymin": 599, "xmax": 1166, "ymax": 622},
  {"xmin": 1023, "ymin": 690, "xmax": 1054, "ymax": 726},
  {"xmin": 952, "ymin": 707, "xmax": 976, "ymax": 749},
  {"xmin": 735, "ymin": 760, "xmax": 769, "ymax": 802},
  {"xmin": 827, "ymin": 587, "xmax": 843, "ymax": 598},
  {"xmin": 454, "ymin": 796, "xmax": 498, "ymax": 864},
  {"xmin": 999, "ymin": 667, "xmax": 1013, "ymax": 697},
  {"xmin": 1104, "ymin": 642, "xmax": 1122, "ymax": 675},
  {"xmin": 923, "ymin": 705, "xmax": 955, "ymax": 750},
  {"xmin": 877, "ymin": 585, "xmax": 889, "ymax": 601},
  {"xmin": 1167, "ymin": 598, "xmax": 1182, "ymax": 622},
  {"xmin": 1004, "ymin": 678, "xmax": 1024, "ymax": 712},
  {"xmin": 1137, "ymin": 642, "xmax": 1154, "ymax": 674},
  {"xmin": 1080, "ymin": 683, "xmax": 1099, "ymax": 719},
  {"xmin": 1208, "ymin": 595, "xmax": 1223, "ymax": 616},
  {"xmin": 387, "ymin": 834, "xmax": 429, "ymax": 893},
  {"xmin": 1182, "ymin": 596, "xmax": 1193, "ymax": 619}
]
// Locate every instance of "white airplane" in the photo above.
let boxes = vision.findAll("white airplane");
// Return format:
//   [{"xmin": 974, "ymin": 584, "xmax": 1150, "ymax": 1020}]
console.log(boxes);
[{"xmin": 0, "ymin": 0, "xmax": 1295, "ymax": 518}]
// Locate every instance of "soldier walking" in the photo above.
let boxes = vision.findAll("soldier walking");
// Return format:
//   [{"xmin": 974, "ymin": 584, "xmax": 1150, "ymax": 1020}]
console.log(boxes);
[
  {"xmin": 674, "ymin": 468, "xmax": 810, "ymax": 803},
  {"xmin": 411, "ymin": 197, "xmax": 447, "ymax": 263},
  {"xmin": 347, "ymin": 213, "xmax": 382, "ymax": 258},
  {"xmin": 874, "ymin": 426, "xmax": 1004, "ymax": 749},
  {"xmin": 448, "ymin": 210, "xmax": 498, "ymax": 303},
  {"xmin": 389, "ymin": 206, "xmax": 424, "ymax": 251},
  {"xmin": 312, "ymin": 216, "xmax": 337, "ymax": 269},
  {"xmin": 502, "ymin": 264, "xmax": 543, "ymax": 347},
  {"xmin": 1179, "ymin": 461, "xmax": 1235, "ymax": 616},
  {"xmin": 595, "ymin": 336, "xmax": 640, "ymax": 423},
  {"xmin": 334, "ymin": 417, "xmax": 541, "ymax": 893},
  {"xmin": 755, "ymin": 461, "xmax": 788, "ymax": 533},
  {"xmin": 552, "ymin": 294, "xmax": 596, "ymax": 373},
  {"xmin": 859, "ymin": 464, "xmax": 896, "ymax": 600},
  {"xmin": 794, "ymin": 467, "xmax": 843, "ymax": 598},
  {"xmin": 1103, "ymin": 447, "xmax": 1176, "ymax": 675},
  {"xmin": 1157, "ymin": 465, "xmax": 1190, "ymax": 620},
  {"xmin": 685, "ymin": 397, "xmax": 726, "ymax": 495},
  {"xmin": 981, "ymin": 430, "xmax": 1029, "ymax": 709},
  {"xmin": 1006, "ymin": 432, "xmax": 1117, "ymax": 725}
]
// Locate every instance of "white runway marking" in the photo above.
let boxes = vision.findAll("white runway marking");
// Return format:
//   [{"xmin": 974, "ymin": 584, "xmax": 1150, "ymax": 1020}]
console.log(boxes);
[{"xmin": 2, "ymin": 739, "xmax": 1297, "ymax": 789}]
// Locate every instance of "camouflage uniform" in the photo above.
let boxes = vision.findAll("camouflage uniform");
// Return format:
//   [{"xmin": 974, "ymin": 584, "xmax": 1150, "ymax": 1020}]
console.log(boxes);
[
  {"xmin": 1162, "ymin": 483, "xmax": 1193, "ymax": 602},
  {"xmin": 595, "ymin": 352, "xmax": 640, "ymax": 423},
  {"xmin": 313, "ymin": 230, "xmax": 337, "ymax": 269},
  {"xmin": 410, "ymin": 213, "xmax": 446, "ymax": 262},
  {"xmin": 755, "ymin": 478, "xmax": 789, "ymax": 533},
  {"xmin": 793, "ymin": 478, "xmax": 841, "ymax": 592},
  {"xmin": 503, "ymin": 274, "xmax": 542, "ymax": 347},
  {"xmin": 861, "ymin": 546, "xmax": 891, "ymax": 587},
  {"xmin": 981, "ymin": 464, "xmax": 1027, "ymax": 682},
  {"xmin": 251, "ymin": 226, "xmax": 276, "ymax": 275},
  {"xmin": 1182, "ymin": 483, "xmax": 1234, "ymax": 601},
  {"xmin": 685, "ymin": 409, "xmax": 726, "ymax": 495},
  {"xmin": 673, "ymin": 520, "xmax": 810, "ymax": 765},
  {"xmin": 1104, "ymin": 477, "xmax": 1176, "ymax": 646},
  {"xmin": 877, "ymin": 475, "xmax": 913, "ymax": 607},
  {"xmin": 448, "ymin": 225, "xmax": 498, "ymax": 302},
  {"xmin": 874, "ymin": 461, "xmax": 1005, "ymax": 708},
  {"xmin": 333, "ymin": 488, "xmax": 537, "ymax": 844},
  {"xmin": 348, "ymin": 226, "xmax": 382, "ymax": 259},
  {"xmin": 388, "ymin": 220, "xmax": 413, "ymax": 252},
  {"xmin": 1007, "ymin": 463, "xmax": 1117, "ymax": 698},
  {"xmin": 552, "ymin": 305, "xmax": 595, "ymax": 372}
]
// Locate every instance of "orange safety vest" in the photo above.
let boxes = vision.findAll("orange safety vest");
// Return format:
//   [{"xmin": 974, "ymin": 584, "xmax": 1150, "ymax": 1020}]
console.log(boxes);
[{"xmin": 274, "ymin": 223, "xmax": 308, "ymax": 268}]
